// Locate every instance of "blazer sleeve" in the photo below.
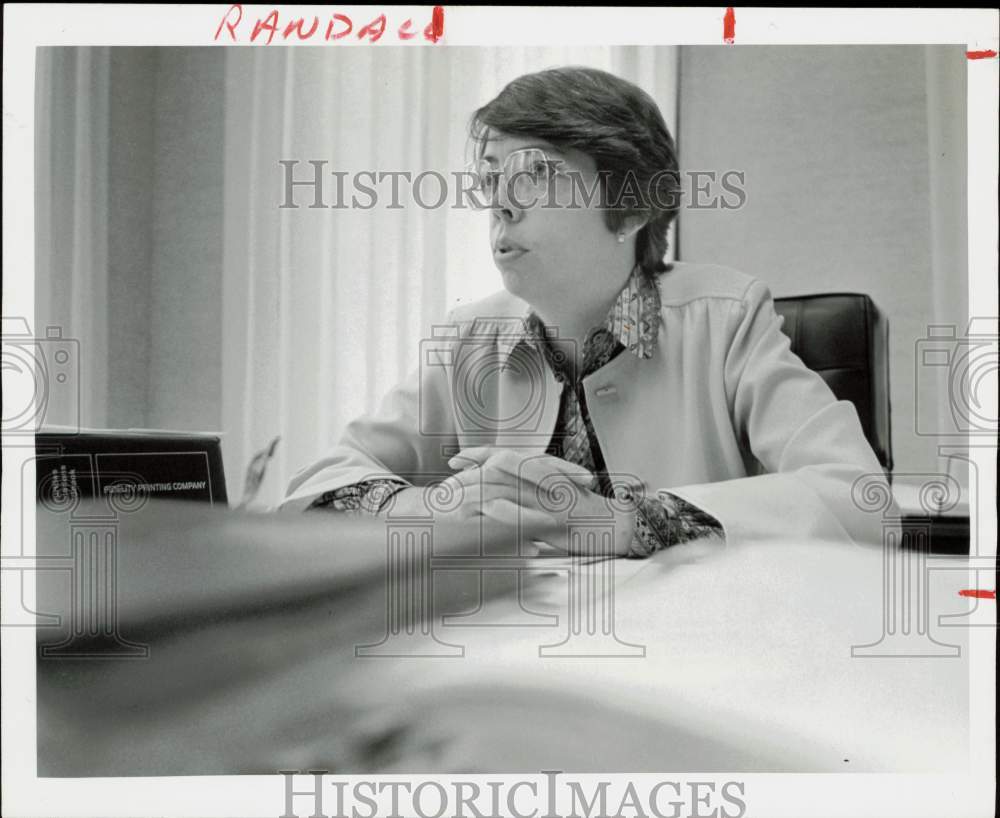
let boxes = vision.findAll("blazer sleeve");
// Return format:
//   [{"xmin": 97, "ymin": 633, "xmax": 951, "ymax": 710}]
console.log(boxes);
[
  {"xmin": 280, "ymin": 317, "xmax": 461, "ymax": 512},
  {"xmin": 665, "ymin": 278, "xmax": 896, "ymax": 547}
]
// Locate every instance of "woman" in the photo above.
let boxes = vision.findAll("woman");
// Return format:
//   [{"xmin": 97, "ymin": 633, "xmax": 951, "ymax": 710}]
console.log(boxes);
[{"xmin": 282, "ymin": 66, "xmax": 888, "ymax": 556}]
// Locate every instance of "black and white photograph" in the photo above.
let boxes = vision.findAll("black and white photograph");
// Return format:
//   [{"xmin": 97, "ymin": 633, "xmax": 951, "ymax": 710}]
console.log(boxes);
[{"xmin": 2, "ymin": 6, "xmax": 997, "ymax": 818}]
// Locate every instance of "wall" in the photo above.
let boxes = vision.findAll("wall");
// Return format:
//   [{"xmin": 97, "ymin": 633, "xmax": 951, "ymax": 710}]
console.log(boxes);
[{"xmin": 676, "ymin": 45, "xmax": 968, "ymax": 480}]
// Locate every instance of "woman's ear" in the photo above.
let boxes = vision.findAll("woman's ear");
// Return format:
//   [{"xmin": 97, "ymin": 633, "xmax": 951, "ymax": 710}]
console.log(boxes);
[{"xmin": 620, "ymin": 213, "xmax": 649, "ymax": 239}]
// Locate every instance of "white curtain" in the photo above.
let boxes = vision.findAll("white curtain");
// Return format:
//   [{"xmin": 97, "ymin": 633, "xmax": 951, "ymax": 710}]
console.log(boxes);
[
  {"xmin": 219, "ymin": 46, "xmax": 679, "ymax": 507},
  {"xmin": 34, "ymin": 48, "xmax": 111, "ymax": 431},
  {"xmin": 34, "ymin": 46, "xmax": 679, "ymax": 507}
]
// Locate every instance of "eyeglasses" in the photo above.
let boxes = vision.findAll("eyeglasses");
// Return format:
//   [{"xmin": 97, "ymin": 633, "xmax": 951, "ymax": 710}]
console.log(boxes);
[{"xmin": 464, "ymin": 148, "xmax": 568, "ymax": 210}]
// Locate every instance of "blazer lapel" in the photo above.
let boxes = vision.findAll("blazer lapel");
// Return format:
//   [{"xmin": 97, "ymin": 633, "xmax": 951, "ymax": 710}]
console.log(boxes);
[
  {"xmin": 583, "ymin": 349, "xmax": 650, "ymax": 486},
  {"xmin": 494, "ymin": 344, "xmax": 563, "ymax": 451}
]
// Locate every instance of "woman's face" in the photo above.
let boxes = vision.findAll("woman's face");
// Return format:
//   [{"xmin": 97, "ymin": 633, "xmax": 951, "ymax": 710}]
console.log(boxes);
[{"xmin": 481, "ymin": 132, "xmax": 632, "ymax": 312}]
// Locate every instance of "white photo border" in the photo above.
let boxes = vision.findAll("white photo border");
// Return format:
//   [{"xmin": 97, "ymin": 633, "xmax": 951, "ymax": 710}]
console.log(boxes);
[{"xmin": 2, "ymin": 5, "xmax": 997, "ymax": 818}]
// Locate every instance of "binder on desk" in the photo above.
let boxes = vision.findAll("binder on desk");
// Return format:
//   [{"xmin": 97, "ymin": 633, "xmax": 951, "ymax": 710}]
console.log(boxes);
[{"xmin": 35, "ymin": 428, "xmax": 227, "ymax": 506}]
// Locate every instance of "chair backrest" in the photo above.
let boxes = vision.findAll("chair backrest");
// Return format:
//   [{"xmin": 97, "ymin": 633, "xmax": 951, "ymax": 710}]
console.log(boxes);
[{"xmin": 773, "ymin": 293, "xmax": 893, "ymax": 473}]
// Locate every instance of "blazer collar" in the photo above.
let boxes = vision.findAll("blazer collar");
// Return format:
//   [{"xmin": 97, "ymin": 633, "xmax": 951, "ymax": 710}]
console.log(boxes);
[{"xmin": 493, "ymin": 266, "xmax": 662, "ymax": 367}]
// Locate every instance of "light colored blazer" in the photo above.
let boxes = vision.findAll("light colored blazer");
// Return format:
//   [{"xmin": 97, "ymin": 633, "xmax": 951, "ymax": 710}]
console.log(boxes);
[{"xmin": 283, "ymin": 263, "xmax": 891, "ymax": 547}]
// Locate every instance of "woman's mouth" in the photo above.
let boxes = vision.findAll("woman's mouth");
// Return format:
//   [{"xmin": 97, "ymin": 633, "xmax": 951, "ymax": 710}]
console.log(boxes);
[{"xmin": 494, "ymin": 240, "xmax": 529, "ymax": 261}]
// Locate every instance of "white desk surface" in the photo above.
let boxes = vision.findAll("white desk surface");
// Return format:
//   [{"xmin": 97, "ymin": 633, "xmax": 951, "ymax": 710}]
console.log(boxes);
[{"xmin": 35, "ymin": 501, "xmax": 974, "ymax": 775}]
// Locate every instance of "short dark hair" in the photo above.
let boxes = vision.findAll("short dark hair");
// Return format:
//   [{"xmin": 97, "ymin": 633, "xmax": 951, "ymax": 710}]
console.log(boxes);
[{"xmin": 469, "ymin": 66, "xmax": 680, "ymax": 277}]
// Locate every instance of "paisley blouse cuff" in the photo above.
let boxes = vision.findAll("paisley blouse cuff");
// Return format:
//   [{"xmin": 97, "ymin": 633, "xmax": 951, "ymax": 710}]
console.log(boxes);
[
  {"xmin": 306, "ymin": 479, "xmax": 410, "ymax": 515},
  {"xmin": 628, "ymin": 492, "xmax": 725, "ymax": 558}
]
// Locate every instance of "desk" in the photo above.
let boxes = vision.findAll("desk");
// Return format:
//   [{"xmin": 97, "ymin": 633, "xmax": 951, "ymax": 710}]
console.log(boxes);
[{"xmin": 35, "ymin": 500, "xmax": 972, "ymax": 775}]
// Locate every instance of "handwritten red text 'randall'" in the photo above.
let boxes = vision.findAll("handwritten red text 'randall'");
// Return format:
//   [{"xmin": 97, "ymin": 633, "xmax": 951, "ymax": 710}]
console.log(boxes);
[{"xmin": 214, "ymin": 5, "xmax": 445, "ymax": 44}]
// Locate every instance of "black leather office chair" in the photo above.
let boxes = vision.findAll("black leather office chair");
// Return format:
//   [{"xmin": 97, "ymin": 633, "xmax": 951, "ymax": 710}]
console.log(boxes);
[{"xmin": 773, "ymin": 293, "xmax": 892, "ymax": 474}]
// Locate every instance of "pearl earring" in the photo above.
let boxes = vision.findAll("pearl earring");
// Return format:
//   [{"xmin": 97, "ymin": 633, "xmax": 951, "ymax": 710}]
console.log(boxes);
[{"xmin": 616, "ymin": 231, "xmax": 626, "ymax": 244}]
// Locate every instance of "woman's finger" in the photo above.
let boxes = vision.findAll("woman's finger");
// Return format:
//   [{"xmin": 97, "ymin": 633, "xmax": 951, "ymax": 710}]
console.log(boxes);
[
  {"xmin": 451, "ymin": 479, "xmax": 525, "ymax": 517},
  {"xmin": 481, "ymin": 498, "xmax": 555, "ymax": 532},
  {"xmin": 449, "ymin": 447, "xmax": 593, "ymax": 486},
  {"xmin": 448, "ymin": 446, "xmax": 529, "ymax": 471},
  {"xmin": 476, "ymin": 449, "xmax": 595, "ymax": 489},
  {"xmin": 519, "ymin": 458, "xmax": 596, "ymax": 492}
]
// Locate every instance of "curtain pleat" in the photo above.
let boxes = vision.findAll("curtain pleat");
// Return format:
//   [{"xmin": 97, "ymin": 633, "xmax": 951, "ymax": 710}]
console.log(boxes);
[{"xmin": 35, "ymin": 47, "xmax": 110, "ymax": 430}]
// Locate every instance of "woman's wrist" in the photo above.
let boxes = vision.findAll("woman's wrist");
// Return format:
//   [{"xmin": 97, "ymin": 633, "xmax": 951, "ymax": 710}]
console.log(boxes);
[
  {"xmin": 375, "ymin": 484, "xmax": 424, "ymax": 517},
  {"xmin": 610, "ymin": 502, "xmax": 639, "ymax": 557}
]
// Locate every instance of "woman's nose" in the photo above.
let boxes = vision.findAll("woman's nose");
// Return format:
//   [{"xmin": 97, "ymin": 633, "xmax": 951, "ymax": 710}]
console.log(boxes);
[{"xmin": 492, "ymin": 178, "xmax": 523, "ymax": 223}]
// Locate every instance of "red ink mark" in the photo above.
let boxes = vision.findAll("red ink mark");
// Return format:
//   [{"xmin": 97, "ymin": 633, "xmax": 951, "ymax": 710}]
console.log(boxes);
[
  {"xmin": 215, "ymin": 3, "xmax": 243, "ymax": 41},
  {"xmin": 425, "ymin": 6, "xmax": 445, "ymax": 43},
  {"xmin": 358, "ymin": 13, "xmax": 386, "ymax": 43},
  {"xmin": 283, "ymin": 16, "xmax": 319, "ymax": 41},
  {"xmin": 967, "ymin": 50, "xmax": 998, "ymax": 60},
  {"xmin": 723, "ymin": 7, "xmax": 735, "ymax": 44},
  {"xmin": 959, "ymin": 589, "xmax": 996, "ymax": 600},
  {"xmin": 251, "ymin": 9, "xmax": 279, "ymax": 45},
  {"xmin": 214, "ymin": 7, "xmax": 445, "ymax": 45},
  {"xmin": 326, "ymin": 14, "xmax": 352, "ymax": 40},
  {"xmin": 398, "ymin": 18, "xmax": 417, "ymax": 40}
]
